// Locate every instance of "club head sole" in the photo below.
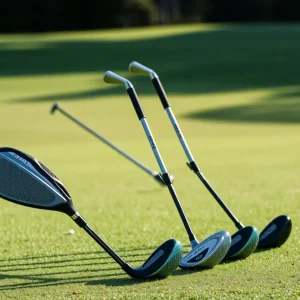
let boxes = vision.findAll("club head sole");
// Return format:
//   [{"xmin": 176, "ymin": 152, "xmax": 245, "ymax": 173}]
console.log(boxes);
[
  {"xmin": 179, "ymin": 230, "xmax": 231, "ymax": 269},
  {"xmin": 225, "ymin": 226, "xmax": 259, "ymax": 260},
  {"xmin": 258, "ymin": 215, "xmax": 292, "ymax": 248}
]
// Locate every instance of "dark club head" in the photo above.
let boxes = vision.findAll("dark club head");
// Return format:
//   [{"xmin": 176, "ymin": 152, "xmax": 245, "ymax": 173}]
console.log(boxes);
[
  {"xmin": 50, "ymin": 103, "xmax": 60, "ymax": 114},
  {"xmin": 258, "ymin": 215, "xmax": 292, "ymax": 248}
]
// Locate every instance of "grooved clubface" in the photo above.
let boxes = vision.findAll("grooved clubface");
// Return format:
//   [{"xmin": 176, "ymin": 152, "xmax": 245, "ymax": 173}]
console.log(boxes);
[
  {"xmin": 180, "ymin": 231, "xmax": 231, "ymax": 269},
  {"xmin": 225, "ymin": 226, "xmax": 259, "ymax": 259}
]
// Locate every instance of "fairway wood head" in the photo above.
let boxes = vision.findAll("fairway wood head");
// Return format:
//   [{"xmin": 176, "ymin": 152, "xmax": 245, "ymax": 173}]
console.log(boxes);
[
  {"xmin": 225, "ymin": 226, "xmax": 259, "ymax": 259},
  {"xmin": 0, "ymin": 147, "xmax": 75, "ymax": 216},
  {"xmin": 125, "ymin": 239, "xmax": 183, "ymax": 278},
  {"xmin": 179, "ymin": 230, "xmax": 231, "ymax": 269},
  {"xmin": 258, "ymin": 215, "xmax": 292, "ymax": 248}
]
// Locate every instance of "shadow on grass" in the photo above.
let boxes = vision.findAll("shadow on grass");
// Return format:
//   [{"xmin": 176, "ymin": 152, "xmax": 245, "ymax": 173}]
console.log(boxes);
[
  {"xmin": 0, "ymin": 245, "xmax": 176, "ymax": 289},
  {"xmin": 185, "ymin": 96, "xmax": 300, "ymax": 124},
  {"xmin": 0, "ymin": 259, "xmax": 146, "ymax": 272},
  {"xmin": 86, "ymin": 266, "xmax": 208, "ymax": 287},
  {"xmin": 0, "ymin": 273, "xmax": 126, "ymax": 291},
  {"xmin": 2, "ymin": 25, "xmax": 300, "ymax": 124},
  {"xmin": 0, "ymin": 246, "xmax": 157, "ymax": 262}
]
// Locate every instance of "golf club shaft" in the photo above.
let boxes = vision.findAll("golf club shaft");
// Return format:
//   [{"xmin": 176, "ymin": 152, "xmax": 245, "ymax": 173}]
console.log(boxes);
[
  {"xmin": 53, "ymin": 105, "xmax": 160, "ymax": 178},
  {"xmin": 72, "ymin": 213, "xmax": 127, "ymax": 268},
  {"xmin": 126, "ymin": 87, "xmax": 196, "ymax": 242},
  {"xmin": 151, "ymin": 77, "xmax": 244, "ymax": 230}
]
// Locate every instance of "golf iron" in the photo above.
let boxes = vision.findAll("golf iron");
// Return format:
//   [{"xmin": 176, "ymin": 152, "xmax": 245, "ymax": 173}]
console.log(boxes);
[
  {"xmin": 104, "ymin": 71, "xmax": 231, "ymax": 269},
  {"xmin": 0, "ymin": 147, "xmax": 183, "ymax": 279},
  {"xmin": 129, "ymin": 61, "xmax": 292, "ymax": 253},
  {"xmin": 50, "ymin": 103, "xmax": 173, "ymax": 186}
]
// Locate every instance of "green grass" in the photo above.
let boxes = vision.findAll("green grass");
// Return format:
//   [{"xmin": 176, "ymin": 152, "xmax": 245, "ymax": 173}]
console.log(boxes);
[{"xmin": 0, "ymin": 24, "xmax": 299, "ymax": 299}]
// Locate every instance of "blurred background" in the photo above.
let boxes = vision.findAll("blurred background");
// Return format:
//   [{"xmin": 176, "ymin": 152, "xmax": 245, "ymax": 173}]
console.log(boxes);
[{"xmin": 1, "ymin": 0, "xmax": 300, "ymax": 32}]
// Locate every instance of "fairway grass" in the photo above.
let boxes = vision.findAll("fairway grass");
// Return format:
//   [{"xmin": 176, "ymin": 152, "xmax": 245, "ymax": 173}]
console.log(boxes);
[{"xmin": 0, "ymin": 24, "xmax": 299, "ymax": 299}]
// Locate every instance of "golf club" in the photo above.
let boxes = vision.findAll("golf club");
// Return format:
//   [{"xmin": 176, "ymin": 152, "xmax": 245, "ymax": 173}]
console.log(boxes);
[
  {"xmin": 50, "ymin": 103, "xmax": 173, "ymax": 186},
  {"xmin": 0, "ymin": 147, "xmax": 183, "ymax": 279},
  {"xmin": 103, "ymin": 71, "xmax": 231, "ymax": 269},
  {"xmin": 129, "ymin": 61, "xmax": 292, "ymax": 251}
]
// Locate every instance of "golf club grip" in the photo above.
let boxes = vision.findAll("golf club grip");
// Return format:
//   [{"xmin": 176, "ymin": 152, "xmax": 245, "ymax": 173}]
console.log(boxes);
[
  {"xmin": 152, "ymin": 78, "xmax": 170, "ymax": 109},
  {"xmin": 127, "ymin": 88, "xmax": 145, "ymax": 120}
]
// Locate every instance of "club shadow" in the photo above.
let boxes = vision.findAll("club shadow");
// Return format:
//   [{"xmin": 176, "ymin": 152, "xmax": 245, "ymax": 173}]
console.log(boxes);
[
  {"xmin": 85, "ymin": 266, "xmax": 210, "ymax": 287},
  {"xmin": 0, "ymin": 259, "xmax": 145, "ymax": 272},
  {"xmin": 218, "ymin": 247, "xmax": 273, "ymax": 265},
  {"xmin": 0, "ymin": 254, "xmax": 148, "ymax": 269},
  {"xmin": 0, "ymin": 246, "xmax": 157, "ymax": 263},
  {"xmin": 0, "ymin": 272, "xmax": 126, "ymax": 291},
  {"xmin": 0, "ymin": 265, "xmax": 121, "ymax": 277},
  {"xmin": 218, "ymin": 251, "xmax": 272, "ymax": 265},
  {"xmin": 254, "ymin": 247, "xmax": 277, "ymax": 254}
]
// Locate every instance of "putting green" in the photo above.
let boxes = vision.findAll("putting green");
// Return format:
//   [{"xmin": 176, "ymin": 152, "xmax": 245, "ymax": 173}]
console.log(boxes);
[{"xmin": 0, "ymin": 24, "xmax": 299, "ymax": 299}]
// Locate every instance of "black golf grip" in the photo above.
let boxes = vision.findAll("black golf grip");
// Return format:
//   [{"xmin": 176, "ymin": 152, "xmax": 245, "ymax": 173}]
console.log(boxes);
[
  {"xmin": 152, "ymin": 78, "xmax": 170, "ymax": 109},
  {"xmin": 127, "ymin": 88, "xmax": 145, "ymax": 120}
]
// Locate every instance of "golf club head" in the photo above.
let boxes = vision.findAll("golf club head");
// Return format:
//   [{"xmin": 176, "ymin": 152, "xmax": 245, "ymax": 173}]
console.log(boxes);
[
  {"xmin": 125, "ymin": 239, "xmax": 183, "ymax": 279},
  {"xmin": 50, "ymin": 103, "xmax": 59, "ymax": 114},
  {"xmin": 179, "ymin": 230, "xmax": 231, "ymax": 269},
  {"xmin": 258, "ymin": 215, "xmax": 292, "ymax": 248},
  {"xmin": 128, "ymin": 61, "xmax": 157, "ymax": 79},
  {"xmin": 103, "ymin": 71, "xmax": 132, "ymax": 89},
  {"xmin": 225, "ymin": 226, "xmax": 259, "ymax": 259},
  {"xmin": 0, "ymin": 147, "xmax": 75, "ymax": 216}
]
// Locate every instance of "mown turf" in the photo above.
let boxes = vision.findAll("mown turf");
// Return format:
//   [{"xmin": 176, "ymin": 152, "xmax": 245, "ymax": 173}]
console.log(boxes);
[{"xmin": 0, "ymin": 24, "xmax": 299, "ymax": 299}]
